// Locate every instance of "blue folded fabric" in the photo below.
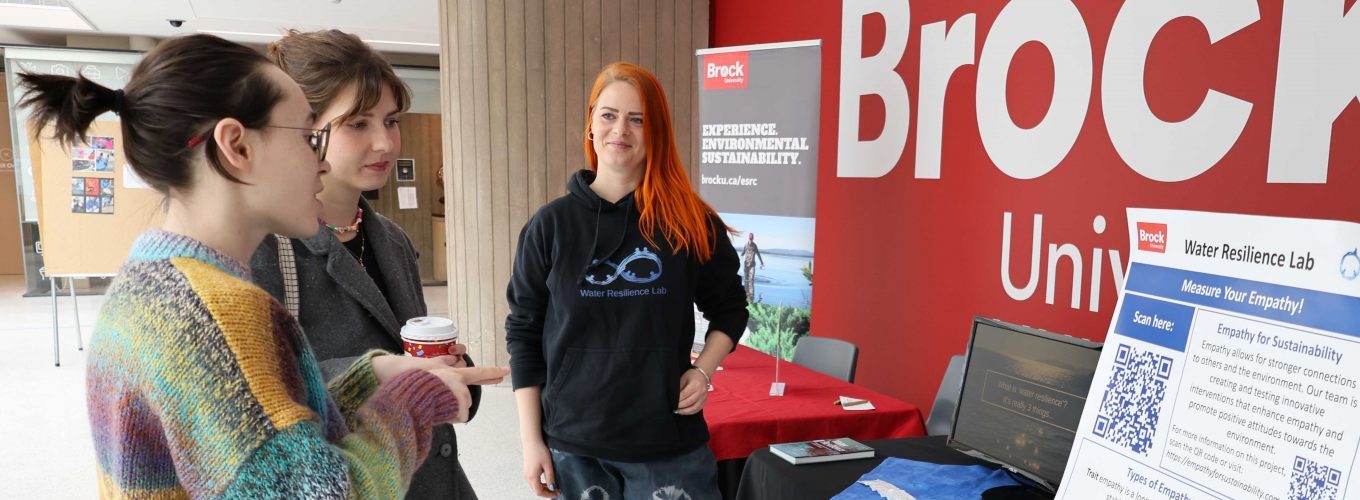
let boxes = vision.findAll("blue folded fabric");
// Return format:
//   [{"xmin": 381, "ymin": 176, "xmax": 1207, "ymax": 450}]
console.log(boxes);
[{"xmin": 832, "ymin": 458, "xmax": 1021, "ymax": 499}]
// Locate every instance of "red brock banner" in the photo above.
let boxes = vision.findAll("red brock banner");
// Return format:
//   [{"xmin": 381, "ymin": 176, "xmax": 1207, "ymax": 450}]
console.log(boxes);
[{"xmin": 710, "ymin": 0, "xmax": 1360, "ymax": 409}]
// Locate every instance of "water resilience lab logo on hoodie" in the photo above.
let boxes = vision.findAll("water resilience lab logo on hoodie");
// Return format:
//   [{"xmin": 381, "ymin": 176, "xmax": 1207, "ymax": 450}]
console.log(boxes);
[
  {"xmin": 580, "ymin": 247, "xmax": 669, "ymax": 298},
  {"xmin": 586, "ymin": 247, "xmax": 662, "ymax": 285}
]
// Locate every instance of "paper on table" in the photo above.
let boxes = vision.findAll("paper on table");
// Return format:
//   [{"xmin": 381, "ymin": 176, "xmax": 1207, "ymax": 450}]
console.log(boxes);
[
  {"xmin": 839, "ymin": 396, "xmax": 876, "ymax": 411},
  {"xmin": 397, "ymin": 186, "xmax": 418, "ymax": 209},
  {"xmin": 859, "ymin": 480, "xmax": 917, "ymax": 500}
]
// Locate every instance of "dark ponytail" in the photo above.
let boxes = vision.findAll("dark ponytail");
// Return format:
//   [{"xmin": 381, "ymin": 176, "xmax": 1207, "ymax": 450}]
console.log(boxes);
[
  {"xmin": 15, "ymin": 34, "xmax": 285, "ymax": 193},
  {"xmin": 16, "ymin": 74, "xmax": 121, "ymax": 148}
]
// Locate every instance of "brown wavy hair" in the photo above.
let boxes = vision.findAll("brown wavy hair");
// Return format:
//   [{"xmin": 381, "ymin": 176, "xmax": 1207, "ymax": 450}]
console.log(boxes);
[
  {"xmin": 267, "ymin": 29, "xmax": 410, "ymax": 123},
  {"xmin": 584, "ymin": 62, "xmax": 733, "ymax": 263}
]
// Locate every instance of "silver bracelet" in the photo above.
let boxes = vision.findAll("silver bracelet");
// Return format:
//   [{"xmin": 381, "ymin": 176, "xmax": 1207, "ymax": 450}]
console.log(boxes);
[{"xmin": 691, "ymin": 365, "xmax": 712, "ymax": 387}]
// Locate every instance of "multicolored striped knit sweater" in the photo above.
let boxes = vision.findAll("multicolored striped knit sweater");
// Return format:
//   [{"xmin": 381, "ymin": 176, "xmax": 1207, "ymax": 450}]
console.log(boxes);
[{"xmin": 87, "ymin": 229, "xmax": 459, "ymax": 498}]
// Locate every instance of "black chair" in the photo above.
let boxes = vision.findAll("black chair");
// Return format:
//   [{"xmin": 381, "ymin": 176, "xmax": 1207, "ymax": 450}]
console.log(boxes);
[
  {"xmin": 924, "ymin": 354, "xmax": 966, "ymax": 436},
  {"xmin": 791, "ymin": 336, "xmax": 859, "ymax": 383}
]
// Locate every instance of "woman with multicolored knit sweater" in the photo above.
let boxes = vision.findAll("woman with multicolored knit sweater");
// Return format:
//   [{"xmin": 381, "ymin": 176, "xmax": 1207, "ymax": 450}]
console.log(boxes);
[{"xmin": 17, "ymin": 34, "xmax": 508, "ymax": 499}]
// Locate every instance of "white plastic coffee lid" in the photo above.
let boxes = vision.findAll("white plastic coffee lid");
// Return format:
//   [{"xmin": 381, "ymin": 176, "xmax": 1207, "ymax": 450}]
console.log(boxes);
[{"xmin": 401, "ymin": 317, "xmax": 458, "ymax": 341}]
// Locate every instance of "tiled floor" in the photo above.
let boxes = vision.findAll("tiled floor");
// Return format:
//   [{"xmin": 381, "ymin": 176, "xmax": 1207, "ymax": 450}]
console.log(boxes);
[{"xmin": 0, "ymin": 274, "xmax": 529, "ymax": 499}]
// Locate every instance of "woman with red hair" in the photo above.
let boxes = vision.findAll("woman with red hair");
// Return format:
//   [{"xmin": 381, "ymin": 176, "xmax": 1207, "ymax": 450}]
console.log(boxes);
[{"xmin": 506, "ymin": 62, "xmax": 749, "ymax": 499}]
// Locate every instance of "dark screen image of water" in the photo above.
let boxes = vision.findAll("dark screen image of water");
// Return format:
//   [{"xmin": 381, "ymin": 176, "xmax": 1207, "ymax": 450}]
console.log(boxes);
[
  {"xmin": 953, "ymin": 343, "xmax": 1098, "ymax": 486},
  {"xmin": 738, "ymin": 251, "xmax": 812, "ymax": 308}
]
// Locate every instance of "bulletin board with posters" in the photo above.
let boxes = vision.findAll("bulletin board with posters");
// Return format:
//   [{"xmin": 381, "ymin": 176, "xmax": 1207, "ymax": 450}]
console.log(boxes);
[
  {"xmin": 6, "ymin": 47, "xmax": 153, "ymax": 286},
  {"xmin": 29, "ymin": 121, "xmax": 164, "ymax": 277}
]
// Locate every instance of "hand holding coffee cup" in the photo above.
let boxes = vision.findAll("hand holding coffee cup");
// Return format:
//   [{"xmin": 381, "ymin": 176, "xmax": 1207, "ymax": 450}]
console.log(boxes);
[
  {"xmin": 402, "ymin": 317, "xmax": 460, "ymax": 358},
  {"xmin": 371, "ymin": 350, "xmax": 467, "ymax": 384},
  {"xmin": 393, "ymin": 316, "xmax": 509, "ymax": 422}
]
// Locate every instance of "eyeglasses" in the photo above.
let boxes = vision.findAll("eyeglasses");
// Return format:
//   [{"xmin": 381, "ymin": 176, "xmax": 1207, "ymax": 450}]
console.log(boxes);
[
  {"xmin": 265, "ymin": 124, "xmax": 331, "ymax": 162},
  {"xmin": 185, "ymin": 123, "xmax": 331, "ymax": 162}
]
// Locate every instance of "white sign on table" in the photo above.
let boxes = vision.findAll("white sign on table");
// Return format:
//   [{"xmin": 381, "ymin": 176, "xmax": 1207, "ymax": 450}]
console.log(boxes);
[{"xmin": 1058, "ymin": 209, "xmax": 1360, "ymax": 500}]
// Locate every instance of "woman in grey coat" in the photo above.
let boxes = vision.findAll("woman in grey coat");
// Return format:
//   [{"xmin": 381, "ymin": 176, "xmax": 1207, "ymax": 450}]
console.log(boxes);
[{"xmin": 251, "ymin": 29, "xmax": 480, "ymax": 500}]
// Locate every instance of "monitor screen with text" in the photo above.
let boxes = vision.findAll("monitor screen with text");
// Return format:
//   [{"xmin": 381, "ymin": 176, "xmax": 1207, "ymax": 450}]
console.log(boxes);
[{"xmin": 949, "ymin": 318, "xmax": 1102, "ymax": 491}]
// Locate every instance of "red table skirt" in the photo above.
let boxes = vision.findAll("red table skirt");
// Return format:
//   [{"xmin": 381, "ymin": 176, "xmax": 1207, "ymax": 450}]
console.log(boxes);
[{"xmin": 703, "ymin": 345, "xmax": 926, "ymax": 461}]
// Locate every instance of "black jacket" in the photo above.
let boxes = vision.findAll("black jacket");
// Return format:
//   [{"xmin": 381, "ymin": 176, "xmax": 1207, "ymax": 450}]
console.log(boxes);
[
  {"xmin": 506, "ymin": 170, "xmax": 749, "ymax": 462},
  {"xmin": 251, "ymin": 197, "xmax": 479, "ymax": 500}
]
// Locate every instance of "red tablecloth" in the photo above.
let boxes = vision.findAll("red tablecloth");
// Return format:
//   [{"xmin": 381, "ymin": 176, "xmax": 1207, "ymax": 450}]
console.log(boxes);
[{"xmin": 703, "ymin": 345, "xmax": 926, "ymax": 461}]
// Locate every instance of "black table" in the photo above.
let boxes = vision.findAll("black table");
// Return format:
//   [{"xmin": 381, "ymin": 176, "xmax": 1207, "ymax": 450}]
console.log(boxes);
[{"xmin": 734, "ymin": 436, "xmax": 1054, "ymax": 499}]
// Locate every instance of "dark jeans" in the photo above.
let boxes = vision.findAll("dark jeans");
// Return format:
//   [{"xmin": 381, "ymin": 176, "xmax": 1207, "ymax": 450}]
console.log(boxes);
[{"xmin": 550, "ymin": 445, "xmax": 721, "ymax": 500}]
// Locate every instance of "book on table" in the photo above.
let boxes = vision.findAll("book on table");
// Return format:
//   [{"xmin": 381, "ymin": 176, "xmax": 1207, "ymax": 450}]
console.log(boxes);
[{"xmin": 769, "ymin": 437, "xmax": 875, "ymax": 465}]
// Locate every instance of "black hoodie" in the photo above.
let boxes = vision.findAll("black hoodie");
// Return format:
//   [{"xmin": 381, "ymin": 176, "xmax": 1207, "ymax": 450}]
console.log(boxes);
[{"xmin": 505, "ymin": 170, "xmax": 749, "ymax": 462}]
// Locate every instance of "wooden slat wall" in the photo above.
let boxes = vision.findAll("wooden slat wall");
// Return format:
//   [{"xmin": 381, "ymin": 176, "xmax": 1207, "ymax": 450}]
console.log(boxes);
[
  {"xmin": 438, "ymin": 0, "xmax": 709, "ymax": 366},
  {"xmin": 366, "ymin": 113, "xmax": 441, "ymax": 283}
]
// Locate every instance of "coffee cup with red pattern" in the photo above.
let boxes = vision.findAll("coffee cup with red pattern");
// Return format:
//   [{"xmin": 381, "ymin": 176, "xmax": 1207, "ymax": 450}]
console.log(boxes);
[{"xmin": 400, "ymin": 317, "xmax": 459, "ymax": 358}]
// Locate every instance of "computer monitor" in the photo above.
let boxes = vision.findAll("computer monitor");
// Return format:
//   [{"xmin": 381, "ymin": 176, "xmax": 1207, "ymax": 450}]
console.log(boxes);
[{"xmin": 947, "ymin": 317, "xmax": 1102, "ymax": 492}]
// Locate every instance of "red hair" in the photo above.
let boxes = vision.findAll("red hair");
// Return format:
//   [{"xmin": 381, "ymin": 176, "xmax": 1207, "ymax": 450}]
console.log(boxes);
[{"xmin": 584, "ymin": 62, "xmax": 732, "ymax": 263}]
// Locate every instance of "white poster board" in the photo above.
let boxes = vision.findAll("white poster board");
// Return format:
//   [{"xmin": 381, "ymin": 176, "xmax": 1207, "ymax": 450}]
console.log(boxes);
[{"xmin": 1058, "ymin": 209, "xmax": 1360, "ymax": 500}]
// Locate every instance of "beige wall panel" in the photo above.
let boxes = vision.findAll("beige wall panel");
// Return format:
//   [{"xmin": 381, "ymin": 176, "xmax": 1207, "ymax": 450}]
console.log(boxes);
[
  {"xmin": 619, "ymin": 0, "xmax": 637, "ymax": 63},
  {"xmin": 544, "ymin": 0, "xmax": 567, "ymax": 200},
  {"xmin": 638, "ymin": 0, "xmax": 657, "ymax": 72},
  {"xmin": 565, "ymin": 0, "xmax": 586, "ymax": 186}
]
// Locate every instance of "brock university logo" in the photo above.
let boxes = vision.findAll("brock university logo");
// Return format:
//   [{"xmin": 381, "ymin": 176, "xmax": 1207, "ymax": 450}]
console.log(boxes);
[
  {"xmin": 703, "ymin": 51, "xmax": 748, "ymax": 90},
  {"xmin": 1137, "ymin": 223, "xmax": 1167, "ymax": 253}
]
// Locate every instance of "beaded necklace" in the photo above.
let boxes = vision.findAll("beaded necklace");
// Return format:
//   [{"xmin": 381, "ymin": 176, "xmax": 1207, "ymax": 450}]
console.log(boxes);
[
  {"xmin": 327, "ymin": 207, "xmax": 366, "ymax": 268},
  {"xmin": 324, "ymin": 208, "xmax": 364, "ymax": 234}
]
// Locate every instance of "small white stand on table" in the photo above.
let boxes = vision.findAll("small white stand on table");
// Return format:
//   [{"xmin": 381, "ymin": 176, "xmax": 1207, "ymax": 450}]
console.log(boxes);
[{"xmin": 769, "ymin": 305, "xmax": 786, "ymax": 396}]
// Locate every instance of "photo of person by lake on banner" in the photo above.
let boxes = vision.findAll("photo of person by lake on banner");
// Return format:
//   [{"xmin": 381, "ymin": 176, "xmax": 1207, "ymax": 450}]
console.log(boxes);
[{"xmin": 721, "ymin": 212, "xmax": 815, "ymax": 360}]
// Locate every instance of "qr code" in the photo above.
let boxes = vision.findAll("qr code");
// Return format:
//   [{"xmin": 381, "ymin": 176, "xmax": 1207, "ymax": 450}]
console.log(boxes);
[
  {"xmin": 1290, "ymin": 456, "xmax": 1340, "ymax": 500},
  {"xmin": 1092, "ymin": 344, "xmax": 1172, "ymax": 455}
]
